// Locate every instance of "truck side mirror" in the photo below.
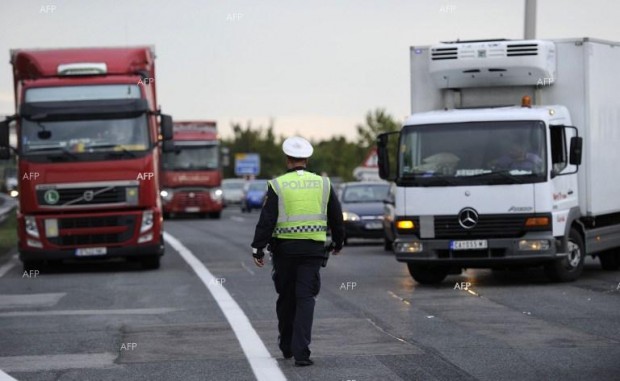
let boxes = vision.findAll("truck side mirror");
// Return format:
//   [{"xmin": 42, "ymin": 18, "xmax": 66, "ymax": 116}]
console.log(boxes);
[
  {"xmin": 377, "ymin": 132, "xmax": 399, "ymax": 181},
  {"xmin": 162, "ymin": 140, "xmax": 175, "ymax": 153},
  {"xmin": 160, "ymin": 114, "xmax": 173, "ymax": 141},
  {"xmin": 377, "ymin": 134, "xmax": 390, "ymax": 180},
  {"xmin": 0, "ymin": 119, "xmax": 11, "ymax": 160},
  {"xmin": 569, "ymin": 136, "xmax": 582, "ymax": 166}
]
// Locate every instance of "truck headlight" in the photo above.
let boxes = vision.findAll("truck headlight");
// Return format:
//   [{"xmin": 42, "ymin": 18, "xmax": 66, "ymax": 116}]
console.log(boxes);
[
  {"xmin": 160, "ymin": 189, "xmax": 173, "ymax": 202},
  {"xmin": 140, "ymin": 210, "xmax": 154, "ymax": 233},
  {"xmin": 343, "ymin": 212, "xmax": 360, "ymax": 221},
  {"xmin": 25, "ymin": 216, "xmax": 40, "ymax": 238},
  {"xmin": 518, "ymin": 239, "xmax": 550, "ymax": 251},
  {"xmin": 210, "ymin": 188, "xmax": 223, "ymax": 202}
]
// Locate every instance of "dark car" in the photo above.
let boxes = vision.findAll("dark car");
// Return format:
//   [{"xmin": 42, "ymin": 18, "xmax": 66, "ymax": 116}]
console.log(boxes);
[
  {"xmin": 339, "ymin": 181, "xmax": 390, "ymax": 244},
  {"xmin": 241, "ymin": 179, "xmax": 268, "ymax": 212}
]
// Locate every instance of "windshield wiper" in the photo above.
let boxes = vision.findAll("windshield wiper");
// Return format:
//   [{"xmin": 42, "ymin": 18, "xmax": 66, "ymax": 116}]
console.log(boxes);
[
  {"xmin": 29, "ymin": 146, "xmax": 78, "ymax": 161},
  {"xmin": 468, "ymin": 170, "xmax": 529, "ymax": 184},
  {"xmin": 85, "ymin": 143, "xmax": 137, "ymax": 158}
]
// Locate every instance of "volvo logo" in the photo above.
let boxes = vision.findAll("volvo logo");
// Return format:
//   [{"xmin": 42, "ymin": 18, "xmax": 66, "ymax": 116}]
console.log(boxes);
[
  {"xmin": 83, "ymin": 190, "xmax": 95, "ymax": 202},
  {"xmin": 458, "ymin": 207, "xmax": 479, "ymax": 229}
]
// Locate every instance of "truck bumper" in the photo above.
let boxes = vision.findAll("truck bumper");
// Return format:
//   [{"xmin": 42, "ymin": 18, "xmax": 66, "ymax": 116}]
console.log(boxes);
[
  {"xmin": 163, "ymin": 191, "xmax": 222, "ymax": 214},
  {"xmin": 394, "ymin": 231, "xmax": 562, "ymax": 267},
  {"xmin": 19, "ymin": 242, "xmax": 164, "ymax": 262}
]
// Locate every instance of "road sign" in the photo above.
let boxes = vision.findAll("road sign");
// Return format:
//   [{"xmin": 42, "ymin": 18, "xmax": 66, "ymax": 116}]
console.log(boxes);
[{"xmin": 235, "ymin": 153, "xmax": 260, "ymax": 176}]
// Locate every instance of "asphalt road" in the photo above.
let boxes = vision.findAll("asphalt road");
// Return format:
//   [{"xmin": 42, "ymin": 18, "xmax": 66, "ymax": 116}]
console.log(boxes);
[{"xmin": 0, "ymin": 208, "xmax": 619, "ymax": 381}]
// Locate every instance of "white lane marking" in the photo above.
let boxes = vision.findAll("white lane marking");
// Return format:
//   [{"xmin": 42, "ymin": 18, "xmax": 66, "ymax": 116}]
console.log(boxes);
[
  {"xmin": 241, "ymin": 261, "xmax": 255, "ymax": 275},
  {"xmin": 0, "ymin": 370, "xmax": 18, "ymax": 380},
  {"xmin": 0, "ymin": 293, "xmax": 65, "ymax": 310},
  {"xmin": 0, "ymin": 256, "xmax": 17, "ymax": 279},
  {"xmin": 0, "ymin": 353, "xmax": 116, "ymax": 373},
  {"xmin": 0, "ymin": 308, "xmax": 178, "ymax": 318},
  {"xmin": 165, "ymin": 232, "xmax": 285, "ymax": 381},
  {"xmin": 230, "ymin": 216, "xmax": 245, "ymax": 222}
]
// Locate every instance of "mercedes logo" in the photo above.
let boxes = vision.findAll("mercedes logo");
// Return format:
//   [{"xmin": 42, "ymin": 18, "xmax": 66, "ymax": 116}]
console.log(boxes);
[
  {"xmin": 83, "ymin": 190, "xmax": 94, "ymax": 202},
  {"xmin": 458, "ymin": 207, "xmax": 479, "ymax": 229}
]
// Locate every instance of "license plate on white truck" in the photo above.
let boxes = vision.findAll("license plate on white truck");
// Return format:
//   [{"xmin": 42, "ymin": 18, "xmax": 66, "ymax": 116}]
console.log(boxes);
[
  {"xmin": 450, "ymin": 240, "xmax": 488, "ymax": 250},
  {"xmin": 75, "ymin": 247, "xmax": 107, "ymax": 257}
]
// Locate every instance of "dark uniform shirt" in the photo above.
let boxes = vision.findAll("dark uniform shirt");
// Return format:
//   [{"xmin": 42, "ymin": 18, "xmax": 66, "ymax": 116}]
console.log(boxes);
[{"xmin": 251, "ymin": 168, "xmax": 345, "ymax": 257}]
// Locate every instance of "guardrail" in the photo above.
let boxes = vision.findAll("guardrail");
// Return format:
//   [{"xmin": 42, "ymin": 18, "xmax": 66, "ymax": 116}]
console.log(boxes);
[{"xmin": 0, "ymin": 193, "xmax": 17, "ymax": 226}]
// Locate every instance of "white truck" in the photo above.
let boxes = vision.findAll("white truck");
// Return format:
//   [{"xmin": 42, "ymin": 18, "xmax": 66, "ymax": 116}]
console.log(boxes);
[{"xmin": 377, "ymin": 38, "xmax": 620, "ymax": 284}]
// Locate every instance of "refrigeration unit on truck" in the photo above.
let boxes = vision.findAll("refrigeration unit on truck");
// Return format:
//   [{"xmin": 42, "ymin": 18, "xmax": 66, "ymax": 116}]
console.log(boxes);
[
  {"xmin": 377, "ymin": 38, "xmax": 620, "ymax": 284},
  {"xmin": 0, "ymin": 46, "xmax": 175, "ymax": 270},
  {"xmin": 159, "ymin": 121, "xmax": 223, "ymax": 219}
]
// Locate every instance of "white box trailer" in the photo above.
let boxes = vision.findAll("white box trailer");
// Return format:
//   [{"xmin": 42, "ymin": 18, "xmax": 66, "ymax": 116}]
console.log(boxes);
[{"xmin": 378, "ymin": 38, "xmax": 620, "ymax": 284}]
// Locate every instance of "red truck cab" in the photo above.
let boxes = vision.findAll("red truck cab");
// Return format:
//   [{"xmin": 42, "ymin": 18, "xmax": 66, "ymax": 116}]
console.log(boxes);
[
  {"xmin": 0, "ymin": 47, "xmax": 174, "ymax": 270},
  {"xmin": 160, "ymin": 121, "xmax": 223, "ymax": 219}
]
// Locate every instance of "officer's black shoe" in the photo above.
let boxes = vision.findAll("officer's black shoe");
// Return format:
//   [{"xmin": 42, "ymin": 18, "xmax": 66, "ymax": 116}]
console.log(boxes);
[
  {"xmin": 294, "ymin": 359, "xmax": 314, "ymax": 367},
  {"xmin": 282, "ymin": 351, "xmax": 293, "ymax": 359}
]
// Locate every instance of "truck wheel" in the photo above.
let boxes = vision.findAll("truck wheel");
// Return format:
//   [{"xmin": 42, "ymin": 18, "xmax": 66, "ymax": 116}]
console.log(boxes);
[
  {"xmin": 384, "ymin": 238, "xmax": 393, "ymax": 252},
  {"xmin": 209, "ymin": 212, "xmax": 221, "ymax": 219},
  {"xmin": 407, "ymin": 263, "xmax": 449, "ymax": 285},
  {"xmin": 141, "ymin": 255, "xmax": 160, "ymax": 270},
  {"xmin": 598, "ymin": 250, "xmax": 620, "ymax": 271},
  {"xmin": 163, "ymin": 212, "xmax": 170, "ymax": 219},
  {"xmin": 544, "ymin": 228, "xmax": 585, "ymax": 282}
]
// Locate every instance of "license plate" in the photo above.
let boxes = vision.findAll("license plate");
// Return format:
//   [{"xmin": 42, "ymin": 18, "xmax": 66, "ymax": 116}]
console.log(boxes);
[
  {"xmin": 185, "ymin": 207, "xmax": 200, "ymax": 213},
  {"xmin": 450, "ymin": 240, "xmax": 488, "ymax": 250},
  {"xmin": 75, "ymin": 247, "xmax": 107, "ymax": 257},
  {"xmin": 365, "ymin": 222, "xmax": 383, "ymax": 230}
]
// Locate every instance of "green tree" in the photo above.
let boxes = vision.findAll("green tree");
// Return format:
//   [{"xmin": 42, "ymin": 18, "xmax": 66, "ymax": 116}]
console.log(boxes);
[{"xmin": 356, "ymin": 108, "xmax": 400, "ymax": 150}]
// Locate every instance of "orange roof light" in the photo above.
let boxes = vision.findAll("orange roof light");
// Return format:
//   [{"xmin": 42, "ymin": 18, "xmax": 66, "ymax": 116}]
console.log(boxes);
[{"xmin": 521, "ymin": 95, "xmax": 532, "ymax": 108}]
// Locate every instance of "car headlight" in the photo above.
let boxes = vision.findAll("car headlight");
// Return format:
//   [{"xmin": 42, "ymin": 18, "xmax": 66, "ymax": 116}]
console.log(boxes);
[
  {"xmin": 210, "ymin": 188, "xmax": 223, "ymax": 202},
  {"xmin": 342, "ymin": 212, "xmax": 360, "ymax": 221},
  {"xmin": 140, "ymin": 210, "xmax": 154, "ymax": 233},
  {"xmin": 25, "ymin": 216, "xmax": 40, "ymax": 238},
  {"xmin": 9, "ymin": 190, "xmax": 19, "ymax": 198},
  {"xmin": 160, "ymin": 189, "xmax": 173, "ymax": 202}
]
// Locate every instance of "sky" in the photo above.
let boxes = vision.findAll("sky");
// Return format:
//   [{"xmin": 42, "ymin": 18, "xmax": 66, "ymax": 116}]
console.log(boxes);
[{"xmin": 0, "ymin": 0, "xmax": 618, "ymax": 141}]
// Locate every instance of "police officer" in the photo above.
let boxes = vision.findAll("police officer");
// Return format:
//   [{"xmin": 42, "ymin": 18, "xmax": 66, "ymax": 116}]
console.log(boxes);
[{"xmin": 251, "ymin": 136, "xmax": 344, "ymax": 367}]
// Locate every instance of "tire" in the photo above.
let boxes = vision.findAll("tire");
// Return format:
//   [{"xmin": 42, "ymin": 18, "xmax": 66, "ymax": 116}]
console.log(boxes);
[
  {"xmin": 407, "ymin": 263, "xmax": 449, "ymax": 285},
  {"xmin": 544, "ymin": 228, "xmax": 585, "ymax": 282},
  {"xmin": 209, "ymin": 212, "xmax": 221, "ymax": 219},
  {"xmin": 163, "ymin": 212, "xmax": 170, "ymax": 219},
  {"xmin": 384, "ymin": 238, "xmax": 393, "ymax": 252},
  {"xmin": 141, "ymin": 255, "xmax": 160, "ymax": 270},
  {"xmin": 599, "ymin": 250, "xmax": 620, "ymax": 271}
]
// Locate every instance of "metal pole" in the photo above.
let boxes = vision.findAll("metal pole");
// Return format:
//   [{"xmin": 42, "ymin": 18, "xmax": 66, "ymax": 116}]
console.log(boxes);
[{"xmin": 524, "ymin": 0, "xmax": 537, "ymax": 39}]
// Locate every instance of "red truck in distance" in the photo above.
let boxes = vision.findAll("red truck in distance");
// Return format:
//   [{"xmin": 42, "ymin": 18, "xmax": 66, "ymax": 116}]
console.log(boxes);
[
  {"xmin": 160, "ymin": 121, "xmax": 224, "ymax": 219},
  {"xmin": 0, "ymin": 46, "xmax": 174, "ymax": 270}
]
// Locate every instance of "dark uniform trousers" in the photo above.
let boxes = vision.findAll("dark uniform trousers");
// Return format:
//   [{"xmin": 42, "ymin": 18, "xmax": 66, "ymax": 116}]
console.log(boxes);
[{"xmin": 272, "ymin": 254, "xmax": 323, "ymax": 360}]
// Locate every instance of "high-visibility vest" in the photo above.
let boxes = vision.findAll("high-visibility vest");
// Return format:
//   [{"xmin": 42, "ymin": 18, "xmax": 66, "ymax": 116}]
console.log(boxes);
[{"xmin": 269, "ymin": 170, "xmax": 330, "ymax": 241}]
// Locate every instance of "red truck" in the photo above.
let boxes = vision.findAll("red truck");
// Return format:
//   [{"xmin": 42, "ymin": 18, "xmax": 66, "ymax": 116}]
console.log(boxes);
[
  {"xmin": 0, "ymin": 47, "xmax": 174, "ymax": 270},
  {"xmin": 160, "ymin": 121, "xmax": 223, "ymax": 219}
]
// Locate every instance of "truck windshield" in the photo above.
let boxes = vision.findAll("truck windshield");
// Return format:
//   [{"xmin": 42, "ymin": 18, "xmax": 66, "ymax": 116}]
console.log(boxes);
[
  {"xmin": 21, "ymin": 116, "xmax": 150, "ymax": 158},
  {"xmin": 162, "ymin": 144, "xmax": 219, "ymax": 171},
  {"xmin": 399, "ymin": 120, "xmax": 546, "ymax": 186}
]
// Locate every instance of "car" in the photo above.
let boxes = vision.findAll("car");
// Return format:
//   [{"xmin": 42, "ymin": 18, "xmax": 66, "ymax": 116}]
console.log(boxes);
[
  {"xmin": 2, "ymin": 168, "xmax": 18, "ymax": 198},
  {"xmin": 222, "ymin": 178, "xmax": 245, "ymax": 206},
  {"xmin": 339, "ymin": 181, "xmax": 390, "ymax": 244},
  {"xmin": 242, "ymin": 179, "xmax": 268, "ymax": 212}
]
